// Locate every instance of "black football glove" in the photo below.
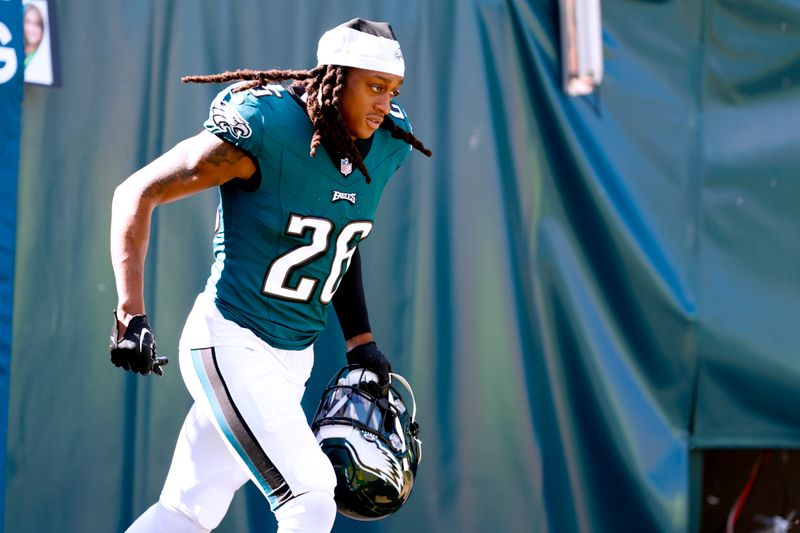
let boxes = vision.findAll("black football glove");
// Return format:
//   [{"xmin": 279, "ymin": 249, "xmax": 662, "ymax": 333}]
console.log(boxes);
[
  {"xmin": 109, "ymin": 311, "xmax": 168, "ymax": 376},
  {"xmin": 346, "ymin": 341, "xmax": 391, "ymax": 396}
]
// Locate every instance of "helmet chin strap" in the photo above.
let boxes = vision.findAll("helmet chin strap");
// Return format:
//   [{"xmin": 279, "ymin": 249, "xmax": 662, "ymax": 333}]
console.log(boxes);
[{"xmin": 388, "ymin": 372, "xmax": 416, "ymax": 421}]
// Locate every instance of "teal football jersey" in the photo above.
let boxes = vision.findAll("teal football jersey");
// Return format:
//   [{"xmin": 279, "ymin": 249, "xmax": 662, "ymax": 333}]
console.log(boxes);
[{"xmin": 201, "ymin": 83, "xmax": 412, "ymax": 349}]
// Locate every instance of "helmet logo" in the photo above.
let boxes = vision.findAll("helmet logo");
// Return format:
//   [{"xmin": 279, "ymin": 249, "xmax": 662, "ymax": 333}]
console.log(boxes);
[
  {"xmin": 348, "ymin": 439, "xmax": 405, "ymax": 494},
  {"xmin": 312, "ymin": 365, "xmax": 421, "ymax": 520}
]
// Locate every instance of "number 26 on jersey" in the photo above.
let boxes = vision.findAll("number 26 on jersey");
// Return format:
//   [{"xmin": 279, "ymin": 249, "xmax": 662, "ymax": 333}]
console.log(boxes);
[{"xmin": 262, "ymin": 214, "xmax": 372, "ymax": 304}]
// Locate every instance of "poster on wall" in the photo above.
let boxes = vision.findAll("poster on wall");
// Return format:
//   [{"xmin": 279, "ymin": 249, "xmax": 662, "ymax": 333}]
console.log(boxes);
[{"xmin": 22, "ymin": 0, "xmax": 60, "ymax": 86}]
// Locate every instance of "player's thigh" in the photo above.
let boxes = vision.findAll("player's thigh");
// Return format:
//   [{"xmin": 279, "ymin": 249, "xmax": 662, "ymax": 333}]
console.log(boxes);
[
  {"xmin": 159, "ymin": 403, "xmax": 249, "ymax": 529},
  {"xmin": 181, "ymin": 345, "xmax": 336, "ymax": 508}
]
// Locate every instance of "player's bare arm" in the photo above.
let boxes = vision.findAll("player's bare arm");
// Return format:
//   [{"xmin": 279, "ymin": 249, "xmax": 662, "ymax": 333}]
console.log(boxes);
[
  {"xmin": 110, "ymin": 131, "xmax": 255, "ymax": 332},
  {"xmin": 345, "ymin": 332, "xmax": 374, "ymax": 351}
]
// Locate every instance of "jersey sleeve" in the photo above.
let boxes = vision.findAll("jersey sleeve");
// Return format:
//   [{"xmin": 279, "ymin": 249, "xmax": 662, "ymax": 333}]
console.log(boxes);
[
  {"xmin": 389, "ymin": 102, "xmax": 413, "ymax": 173},
  {"xmin": 388, "ymin": 101, "xmax": 412, "ymax": 135},
  {"xmin": 203, "ymin": 83, "xmax": 266, "ymax": 157},
  {"xmin": 387, "ymin": 101, "xmax": 413, "ymax": 173}
]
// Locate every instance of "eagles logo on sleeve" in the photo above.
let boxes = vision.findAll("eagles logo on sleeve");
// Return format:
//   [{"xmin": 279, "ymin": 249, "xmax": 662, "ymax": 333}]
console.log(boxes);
[{"xmin": 211, "ymin": 99, "xmax": 253, "ymax": 140}]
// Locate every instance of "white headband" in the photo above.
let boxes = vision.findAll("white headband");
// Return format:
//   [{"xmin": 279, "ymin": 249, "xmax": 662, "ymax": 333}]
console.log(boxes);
[{"xmin": 317, "ymin": 26, "xmax": 405, "ymax": 77}]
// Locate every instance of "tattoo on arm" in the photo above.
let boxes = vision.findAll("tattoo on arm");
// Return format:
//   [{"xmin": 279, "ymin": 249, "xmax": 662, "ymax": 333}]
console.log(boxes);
[
  {"xmin": 141, "ymin": 165, "xmax": 195, "ymax": 200},
  {"xmin": 198, "ymin": 140, "xmax": 256, "ymax": 181},
  {"xmin": 140, "ymin": 138, "xmax": 253, "ymax": 201},
  {"xmin": 204, "ymin": 141, "xmax": 243, "ymax": 168}
]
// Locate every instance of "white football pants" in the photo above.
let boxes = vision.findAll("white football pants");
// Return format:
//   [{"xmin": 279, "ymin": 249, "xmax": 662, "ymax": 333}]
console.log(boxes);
[{"xmin": 126, "ymin": 296, "xmax": 337, "ymax": 532}]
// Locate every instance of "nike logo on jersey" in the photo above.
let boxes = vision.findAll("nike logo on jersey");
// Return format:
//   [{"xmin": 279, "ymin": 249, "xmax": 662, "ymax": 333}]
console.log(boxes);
[
  {"xmin": 211, "ymin": 100, "xmax": 252, "ymax": 139},
  {"xmin": 331, "ymin": 191, "xmax": 357, "ymax": 205}
]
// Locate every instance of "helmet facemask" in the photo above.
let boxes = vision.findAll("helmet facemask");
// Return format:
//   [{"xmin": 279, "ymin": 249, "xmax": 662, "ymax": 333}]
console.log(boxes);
[{"xmin": 312, "ymin": 365, "xmax": 421, "ymax": 520}]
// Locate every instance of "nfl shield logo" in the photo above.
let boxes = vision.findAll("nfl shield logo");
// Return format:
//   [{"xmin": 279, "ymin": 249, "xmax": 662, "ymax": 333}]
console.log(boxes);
[{"xmin": 340, "ymin": 158, "xmax": 353, "ymax": 176}]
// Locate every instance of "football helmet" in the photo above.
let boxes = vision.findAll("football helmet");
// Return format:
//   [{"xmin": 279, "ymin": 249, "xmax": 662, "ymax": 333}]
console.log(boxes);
[{"xmin": 311, "ymin": 365, "xmax": 422, "ymax": 521}]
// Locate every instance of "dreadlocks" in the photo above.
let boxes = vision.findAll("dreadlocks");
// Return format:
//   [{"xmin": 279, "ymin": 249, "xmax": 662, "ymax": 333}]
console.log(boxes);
[{"xmin": 182, "ymin": 66, "xmax": 431, "ymax": 183}]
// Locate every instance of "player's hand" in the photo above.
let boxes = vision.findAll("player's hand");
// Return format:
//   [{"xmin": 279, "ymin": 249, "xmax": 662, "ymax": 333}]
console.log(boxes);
[
  {"xmin": 346, "ymin": 341, "xmax": 391, "ymax": 396},
  {"xmin": 109, "ymin": 311, "xmax": 168, "ymax": 376}
]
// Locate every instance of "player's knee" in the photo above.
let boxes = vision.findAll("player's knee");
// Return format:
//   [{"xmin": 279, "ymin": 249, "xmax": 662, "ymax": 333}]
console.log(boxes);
[
  {"xmin": 159, "ymin": 486, "xmax": 236, "ymax": 531},
  {"xmin": 290, "ymin": 445, "xmax": 337, "ymax": 494},
  {"xmin": 275, "ymin": 490, "xmax": 337, "ymax": 533},
  {"xmin": 126, "ymin": 501, "xmax": 211, "ymax": 533}
]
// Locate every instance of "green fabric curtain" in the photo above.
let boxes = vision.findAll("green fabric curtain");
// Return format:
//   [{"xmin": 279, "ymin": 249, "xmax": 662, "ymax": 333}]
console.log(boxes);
[{"xmin": 8, "ymin": 1, "xmax": 800, "ymax": 532}]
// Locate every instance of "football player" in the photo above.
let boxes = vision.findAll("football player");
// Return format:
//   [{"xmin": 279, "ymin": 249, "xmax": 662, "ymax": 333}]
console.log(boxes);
[{"xmin": 109, "ymin": 17, "xmax": 430, "ymax": 533}]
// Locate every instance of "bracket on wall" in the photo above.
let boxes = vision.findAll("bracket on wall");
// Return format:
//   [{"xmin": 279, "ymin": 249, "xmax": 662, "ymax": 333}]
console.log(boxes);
[{"xmin": 558, "ymin": 0, "xmax": 603, "ymax": 96}]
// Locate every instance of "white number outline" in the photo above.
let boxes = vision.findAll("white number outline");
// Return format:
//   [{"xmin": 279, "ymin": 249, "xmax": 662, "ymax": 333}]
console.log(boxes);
[
  {"xmin": 320, "ymin": 221, "xmax": 373, "ymax": 304},
  {"xmin": 262, "ymin": 215, "xmax": 333, "ymax": 302},
  {"xmin": 389, "ymin": 102, "xmax": 405, "ymax": 121},
  {"xmin": 262, "ymin": 214, "xmax": 373, "ymax": 304},
  {"xmin": 249, "ymin": 85, "xmax": 283, "ymax": 98}
]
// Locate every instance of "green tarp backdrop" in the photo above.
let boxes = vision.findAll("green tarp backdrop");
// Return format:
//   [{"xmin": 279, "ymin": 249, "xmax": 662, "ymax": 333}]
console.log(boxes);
[{"xmin": 7, "ymin": 1, "xmax": 800, "ymax": 532}]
